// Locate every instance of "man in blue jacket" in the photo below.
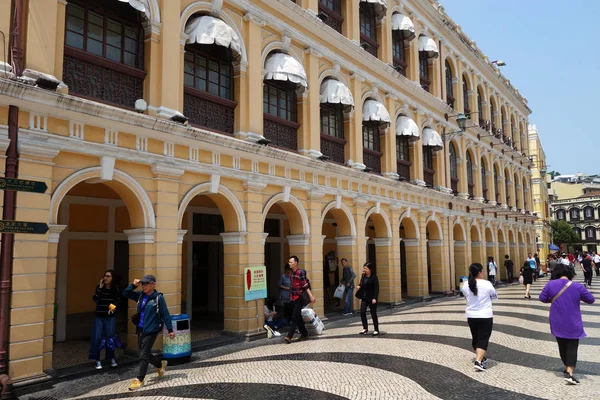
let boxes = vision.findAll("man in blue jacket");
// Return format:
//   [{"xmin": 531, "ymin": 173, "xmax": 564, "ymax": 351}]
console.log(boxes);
[{"xmin": 123, "ymin": 274, "xmax": 174, "ymax": 391}]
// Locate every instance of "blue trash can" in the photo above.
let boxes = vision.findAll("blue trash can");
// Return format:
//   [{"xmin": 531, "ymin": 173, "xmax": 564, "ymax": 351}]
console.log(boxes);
[{"xmin": 163, "ymin": 314, "xmax": 191, "ymax": 361}]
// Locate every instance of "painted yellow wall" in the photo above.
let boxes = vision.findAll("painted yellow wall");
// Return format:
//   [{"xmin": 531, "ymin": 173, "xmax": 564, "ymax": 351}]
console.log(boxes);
[{"xmin": 66, "ymin": 240, "xmax": 108, "ymax": 315}]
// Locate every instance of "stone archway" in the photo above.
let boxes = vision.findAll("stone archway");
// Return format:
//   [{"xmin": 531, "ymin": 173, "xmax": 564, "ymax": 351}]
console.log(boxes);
[
  {"xmin": 470, "ymin": 224, "xmax": 482, "ymax": 267},
  {"xmin": 426, "ymin": 217, "xmax": 445, "ymax": 293},
  {"xmin": 365, "ymin": 206, "xmax": 393, "ymax": 303},
  {"xmin": 485, "ymin": 226, "xmax": 495, "ymax": 279},
  {"xmin": 453, "ymin": 221, "xmax": 467, "ymax": 290},
  {"xmin": 399, "ymin": 214, "xmax": 420, "ymax": 298}
]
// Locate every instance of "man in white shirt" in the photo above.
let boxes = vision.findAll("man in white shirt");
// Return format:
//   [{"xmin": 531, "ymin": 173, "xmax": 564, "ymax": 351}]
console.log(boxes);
[
  {"xmin": 560, "ymin": 253, "xmax": 571, "ymax": 266},
  {"xmin": 593, "ymin": 252, "xmax": 600, "ymax": 277}
]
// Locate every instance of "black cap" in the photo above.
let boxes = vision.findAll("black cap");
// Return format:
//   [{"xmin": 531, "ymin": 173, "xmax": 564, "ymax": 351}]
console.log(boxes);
[{"xmin": 140, "ymin": 274, "xmax": 156, "ymax": 284}]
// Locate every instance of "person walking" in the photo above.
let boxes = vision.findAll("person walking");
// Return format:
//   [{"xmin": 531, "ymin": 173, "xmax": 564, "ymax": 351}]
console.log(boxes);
[
  {"xmin": 539, "ymin": 263, "xmax": 595, "ymax": 385},
  {"xmin": 123, "ymin": 275, "xmax": 174, "ymax": 391},
  {"xmin": 520, "ymin": 261, "xmax": 533, "ymax": 299},
  {"xmin": 356, "ymin": 262, "xmax": 379, "ymax": 336},
  {"xmin": 487, "ymin": 257, "xmax": 497, "ymax": 287},
  {"xmin": 461, "ymin": 263, "xmax": 497, "ymax": 371},
  {"xmin": 547, "ymin": 255, "xmax": 558, "ymax": 277},
  {"xmin": 340, "ymin": 258, "xmax": 356, "ymax": 316},
  {"xmin": 593, "ymin": 252, "xmax": 600, "ymax": 277},
  {"xmin": 89, "ymin": 269, "xmax": 121, "ymax": 369},
  {"xmin": 278, "ymin": 264, "xmax": 292, "ymax": 325},
  {"xmin": 504, "ymin": 255, "xmax": 514, "ymax": 284},
  {"xmin": 580, "ymin": 252, "xmax": 594, "ymax": 288},
  {"xmin": 527, "ymin": 253, "xmax": 537, "ymax": 282},
  {"xmin": 284, "ymin": 256, "xmax": 315, "ymax": 344}
]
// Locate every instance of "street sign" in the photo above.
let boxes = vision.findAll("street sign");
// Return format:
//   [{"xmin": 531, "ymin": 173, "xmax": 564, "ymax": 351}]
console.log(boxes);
[
  {"xmin": 0, "ymin": 178, "xmax": 47, "ymax": 193},
  {"xmin": 0, "ymin": 220, "xmax": 49, "ymax": 234}
]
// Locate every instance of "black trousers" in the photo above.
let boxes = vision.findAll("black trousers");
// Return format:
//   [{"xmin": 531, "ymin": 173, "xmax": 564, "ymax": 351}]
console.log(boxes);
[
  {"xmin": 286, "ymin": 298, "xmax": 308, "ymax": 339},
  {"xmin": 556, "ymin": 337, "xmax": 579, "ymax": 368},
  {"xmin": 506, "ymin": 267, "xmax": 514, "ymax": 284},
  {"xmin": 584, "ymin": 268, "xmax": 593, "ymax": 286},
  {"xmin": 137, "ymin": 331, "xmax": 162, "ymax": 381},
  {"xmin": 360, "ymin": 299, "xmax": 379, "ymax": 331},
  {"xmin": 467, "ymin": 318, "xmax": 493, "ymax": 351}
]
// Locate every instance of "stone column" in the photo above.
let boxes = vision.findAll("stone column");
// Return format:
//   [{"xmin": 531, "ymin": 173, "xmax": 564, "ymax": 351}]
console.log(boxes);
[
  {"xmin": 348, "ymin": 74, "xmax": 365, "ymax": 170},
  {"xmin": 471, "ymin": 241, "xmax": 483, "ymax": 266},
  {"xmin": 381, "ymin": 95, "xmax": 398, "ymax": 179},
  {"xmin": 373, "ymin": 237, "xmax": 394, "ymax": 303},
  {"xmin": 298, "ymin": 49, "xmax": 323, "ymax": 159},
  {"xmin": 155, "ymin": 0, "xmax": 182, "ymax": 118},
  {"xmin": 344, "ymin": 0, "xmax": 361, "ymax": 43},
  {"xmin": 219, "ymin": 232, "xmax": 250, "ymax": 333},
  {"xmin": 24, "ymin": 0, "xmax": 60, "ymax": 76},
  {"xmin": 411, "ymin": 110, "xmax": 425, "ymax": 185},
  {"xmin": 143, "ymin": 11, "xmax": 163, "ymax": 114},
  {"xmin": 379, "ymin": 12, "xmax": 393, "ymax": 65},
  {"xmin": 336, "ymin": 236, "xmax": 359, "ymax": 310}
]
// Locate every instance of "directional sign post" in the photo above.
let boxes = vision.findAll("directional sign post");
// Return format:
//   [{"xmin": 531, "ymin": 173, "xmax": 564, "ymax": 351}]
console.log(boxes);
[
  {"xmin": 0, "ymin": 221, "xmax": 49, "ymax": 235},
  {"xmin": 0, "ymin": 178, "xmax": 47, "ymax": 193}
]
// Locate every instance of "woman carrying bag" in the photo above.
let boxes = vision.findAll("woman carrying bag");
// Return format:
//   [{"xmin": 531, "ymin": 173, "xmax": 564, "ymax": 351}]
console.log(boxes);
[{"xmin": 355, "ymin": 262, "xmax": 379, "ymax": 336}]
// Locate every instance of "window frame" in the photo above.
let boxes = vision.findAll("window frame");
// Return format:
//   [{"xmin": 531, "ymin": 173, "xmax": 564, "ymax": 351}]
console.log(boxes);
[
  {"xmin": 449, "ymin": 142, "xmax": 458, "ymax": 180},
  {"xmin": 392, "ymin": 31, "xmax": 407, "ymax": 76},
  {"xmin": 263, "ymin": 80, "xmax": 298, "ymax": 122},
  {"xmin": 362, "ymin": 122, "xmax": 381, "ymax": 153},
  {"xmin": 463, "ymin": 78, "xmax": 470, "ymax": 115},
  {"xmin": 445, "ymin": 61, "xmax": 454, "ymax": 108},
  {"xmin": 419, "ymin": 52, "xmax": 430, "ymax": 91},
  {"xmin": 570, "ymin": 208, "xmax": 580, "ymax": 221},
  {"xmin": 184, "ymin": 44, "xmax": 234, "ymax": 101},
  {"xmin": 320, "ymin": 103, "xmax": 344, "ymax": 139},
  {"xmin": 480, "ymin": 161, "xmax": 487, "ymax": 200},
  {"xmin": 586, "ymin": 226, "xmax": 596, "ymax": 240}
]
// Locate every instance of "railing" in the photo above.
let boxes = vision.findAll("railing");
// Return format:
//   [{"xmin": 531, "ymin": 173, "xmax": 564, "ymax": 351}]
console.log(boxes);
[
  {"xmin": 424, "ymin": 168, "xmax": 435, "ymax": 187},
  {"xmin": 320, "ymin": 133, "xmax": 346, "ymax": 164},
  {"xmin": 446, "ymin": 94, "xmax": 455, "ymax": 109},
  {"xmin": 363, "ymin": 149, "xmax": 382, "ymax": 174},
  {"xmin": 397, "ymin": 160, "xmax": 411, "ymax": 181},
  {"xmin": 318, "ymin": 4, "xmax": 343, "ymax": 33},
  {"xmin": 482, "ymin": 188, "xmax": 488, "ymax": 202},
  {"xmin": 63, "ymin": 47, "xmax": 145, "ymax": 110},
  {"xmin": 184, "ymin": 87, "xmax": 237, "ymax": 134},
  {"xmin": 360, "ymin": 34, "xmax": 379, "ymax": 58},
  {"xmin": 420, "ymin": 76, "xmax": 431, "ymax": 92},
  {"xmin": 263, "ymin": 114, "xmax": 300, "ymax": 151},
  {"xmin": 393, "ymin": 58, "xmax": 407, "ymax": 77},
  {"xmin": 451, "ymin": 177, "xmax": 459, "ymax": 195}
]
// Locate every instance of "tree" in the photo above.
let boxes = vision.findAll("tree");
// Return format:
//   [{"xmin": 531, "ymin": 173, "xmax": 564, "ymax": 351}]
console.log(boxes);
[
  {"xmin": 551, "ymin": 220, "xmax": 579, "ymax": 246},
  {"xmin": 548, "ymin": 171, "xmax": 561, "ymax": 179}
]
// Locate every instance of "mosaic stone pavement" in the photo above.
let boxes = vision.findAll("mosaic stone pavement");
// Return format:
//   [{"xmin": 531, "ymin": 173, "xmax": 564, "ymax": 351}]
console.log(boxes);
[{"xmin": 25, "ymin": 274, "xmax": 600, "ymax": 400}]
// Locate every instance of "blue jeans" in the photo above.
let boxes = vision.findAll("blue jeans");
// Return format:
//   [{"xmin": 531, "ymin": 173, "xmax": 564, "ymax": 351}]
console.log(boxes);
[
  {"xmin": 89, "ymin": 317, "xmax": 116, "ymax": 361},
  {"xmin": 343, "ymin": 286, "xmax": 354, "ymax": 314}
]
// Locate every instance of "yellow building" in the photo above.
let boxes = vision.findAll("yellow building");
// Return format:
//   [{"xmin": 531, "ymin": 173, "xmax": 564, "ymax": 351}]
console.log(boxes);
[
  {"xmin": 0, "ymin": 0, "xmax": 538, "ymax": 384},
  {"xmin": 528, "ymin": 124, "xmax": 550, "ymax": 263}
]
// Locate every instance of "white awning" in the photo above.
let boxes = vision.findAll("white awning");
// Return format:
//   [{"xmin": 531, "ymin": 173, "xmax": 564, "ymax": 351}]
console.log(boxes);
[
  {"xmin": 418, "ymin": 35, "xmax": 439, "ymax": 58},
  {"xmin": 396, "ymin": 116, "xmax": 420, "ymax": 141},
  {"xmin": 119, "ymin": 0, "xmax": 146, "ymax": 12},
  {"xmin": 360, "ymin": 0, "xmax": 387, "ymax": 19},
  {"xmin": 185, "ymin": 16, "xmax": 242, "ymax": 57},
  {"xmin": 319, "ymin": 79, "xmax": 354, "ymax": 110},
  {"xmin": 362, "ymin": 100, "xmax": 391, "ymax": 126},
  {"xmin": 264, "ymin": 53, "xmax": 308, "ymax": 88},
  {"xmin": 391, "ymin": 13, "xmax": 415, "ymax": 41},
  {"xmin": 422, "ymin": 128, "xmax": 443, "ymax": 150}
]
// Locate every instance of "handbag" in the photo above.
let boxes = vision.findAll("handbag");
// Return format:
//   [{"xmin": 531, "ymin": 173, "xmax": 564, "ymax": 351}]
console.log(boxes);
[
  {"xmin": 333, "ymin": 284, "xmax": 345, "ymax": 299},
  {"xmin": 355, "ymin": 273, "xmax": 365, "ymax": 299},
  {"xmin": 518, "ymin": 275, "xmax": 524, "ymax": 285},
  {"xmin": 301, "ymin": 290, "xmax": 311, "ymax": 307}
]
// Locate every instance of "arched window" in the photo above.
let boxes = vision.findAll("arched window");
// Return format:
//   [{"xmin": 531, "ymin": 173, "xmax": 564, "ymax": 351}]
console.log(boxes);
[
  {"xmin": 586, "ymin": 226, "xmax": 596, "ymax": 240},
  {"xmin": 319, "ymin": 79, "xmax": 352, "ymax": 164},
  {"xmin": 481, "ymin": 160, "xmax": 488, "ymax": 201},
  {"xmin": 396, "ymin": 136, "xmax": 411, "ymax": 181},
  {"xmin": 556, "ymin": 209, "xmax": 565, "ymax": 220},
  {"xmin": 494, "ymin": 165, "xmax": 500, "ymax": 204},
  {"xmin": 449, "ymin": 142, "xmax": 458, "ymax": 195},
  {"xmin": 514, "ymin": 174, "xmax": 520, "ymax": 209},
  {"xmin": 183, "ymin": 16, "xmax": 240, "ymax": 134},
  {"xmin": 445, "ymin": 61, "xmax": 454, "ymax": 108},
  {"xmin": 360, "ymin": 2, "xmax": 379, "ymax": 58},
  {"xmin": 318, "ymin": 0, "xmax": 343, "ymax": 33},
  {"xmin": 573, "ymin": 227, "xmax": 582, "ymax": 240},
  {"xmin": 504, "ymin": 170, "xmax": 510, "ymax": 206},
  {"xmin": 463, "ymin": 77, "xmax": 470, "ymax": 116},
  {"xmin": 362, "ymin": 99, "xmax": 390, "ymax": 174},
  {"xmin": 392, "ymin": 33, "xmax": 407, "ymax": 76},
  {"xmin": 490, "ymin": 101, "xmax": 497, "ymax": 132},
  {"xmin": 418, "ymin": 36, "xmax": 438, "ymax": 93},
  {"xmin": 423, "ymin": 146, "xmax": 434, "ymax": 187},
  {"xmin": 63, "ymin": 0, "xmax": 145, "ymax": 108},
  {"xmin": 570, "ymin": 208, "xmax": 580, "ymax": 221},
  {"xmin": 477, "ymin": 88, "xmax": 484, "ymax": 127},
  {"xmin": 466, "ymin": 152, "xmax": 474, "ymax": 198}
]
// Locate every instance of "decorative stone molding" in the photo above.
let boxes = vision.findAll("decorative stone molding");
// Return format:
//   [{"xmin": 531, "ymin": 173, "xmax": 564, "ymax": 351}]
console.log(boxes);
[
  {"xmin": 260, "ymin": 233, "xmax": 269, "ymax": 245},
  {"xmin": 152, "ymin": 163, "xmax": 184, "ymax": 178},
  {"xmin": 454, "ymin": 240, "xmax": 466, "ymax": 247},
  {"xmin": 243, "ymin": 12, "xmax": 266, "ymax": 27},
  {"xmin": 428, "ymin": 240, "xmax": 443, "ymax": 247},
  {"xmin": 243, "ymin": 180, "xmax": 267, "ymax": 191},
  {"xmin": 412, "ymin": 179, "xmax": 426, "ymax": 187},
  {"xmin": 177, "ymin": 230, "xmax": 188, "ymax": 244},
  {"xmin": 48, "ymin": 224, "xmax": 67, "ymax": 243},
  {"xmin": 383, "ymin": 172, "xmax": 400, "ymax": 180},
  {"xmin": 308, "ymin": 187, "xmax": 326, "ymax": 199},
  {"xmin": 402, "ymin": 238, "xmax": 419, "ymax": 247},
  {"xmin": 220, "ymin": 232, "xmax": 248, "ymax": 245},
  {"xmin": 373, "ymin": 238, "xmax": 392, "ymax": 247},
  {"xmin": 287, "ymin": 234, "xmax": 310, "ymax": 246},
  {"xmin": 124, "ymin": 228, "xmax": 157, "ymax": 244},
  {"xmin": 18, "ymin": 141, "xmax": 60, "ymax": 160},
  {"xmin": 458, "ymin": 193, "xmax": 469, "ymax": 200},
  {"xmin": 300, "ymin": 149, "xmax": 324, "ymax": 159},
  {"xmin": 335, "ymin": 236, "xmax": 356, "ymax": 246},
  {"xmin": 471, "ymin": 241, "xmax": 481, "ymax": 246},
  {"xmin": 353, "ymin": 196, "xmax": 368, "ymax": 206}
]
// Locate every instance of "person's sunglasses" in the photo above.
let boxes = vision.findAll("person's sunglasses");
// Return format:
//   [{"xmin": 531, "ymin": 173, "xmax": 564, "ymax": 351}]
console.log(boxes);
[
  {"xmin": 141, "ymin": 281, "xmax": 153, "ymax": 286},
  {"xmin": 104, "ymin": 275, "xmax": 112, "ymax": 278}
]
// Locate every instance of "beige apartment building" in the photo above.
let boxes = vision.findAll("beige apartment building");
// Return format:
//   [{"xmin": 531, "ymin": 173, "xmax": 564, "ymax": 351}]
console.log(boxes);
[
  {"xmin": 528, "ymin": 124, "xmax": 550, "ymax": 262},
  {"xmin": 0, "ymin": 0, "xmax": 537, "ymax": 384}
]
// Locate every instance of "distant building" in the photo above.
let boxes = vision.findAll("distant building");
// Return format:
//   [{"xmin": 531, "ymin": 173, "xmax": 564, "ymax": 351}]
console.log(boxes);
[
  {"xmin": 551, "ymin": 192, "xmax": 600, "ymax": 253},
  {"xmin": 529, "ymin": 125, "xmax": 551, "ymax": 261}
]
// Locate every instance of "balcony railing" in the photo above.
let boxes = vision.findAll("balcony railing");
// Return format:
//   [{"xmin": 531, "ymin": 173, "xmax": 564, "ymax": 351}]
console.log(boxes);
[
  {"xmin": 63, "ymin": 47, "xmax": 145, "ymax": 110},
  {"xmin": 420, "ymin": 75, "xmax": 431, "ymax": 92},
  {"xmin": 184, "ymin": 87, "xmax": 236, "ymax": 134},
  {"xmin": 424, "ymin": 168, "xmax": 435, "ymax": 187},
  {"xmin": 320, "ymin": 133, "xmax": 346, "ymax": 164},
  {"xmin": 363, "ymin": 149, "xmax": 382, "ymax": 174},
  {"xmin": 451, "ymin": 177, "xmax": 459, "ymax": 195},
  {"xmin": 468, "ymin": 182, "xmax": 475, "ymax": 198},
  {"xmin": 263, "ymin": 114, "xmax": 299, "ymax": 151},
  {"xmin": 360, "ymin": 34, "xmax": 379, "ymax": 58},
  {"xmin": 318, "ymin": 4, "xmax": 343, "ymax": 33},
  {"xmin": 397, "ymin": 160, "xmax": 411, "ymax": 181}
]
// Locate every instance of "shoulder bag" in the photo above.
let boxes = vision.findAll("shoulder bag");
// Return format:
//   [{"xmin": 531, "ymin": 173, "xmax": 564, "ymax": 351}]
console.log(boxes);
[
  {"xmin": 551, "ymin": 281, "xmax": 572, "ymax": 303},
  {"xmin": 355, "ymin": 274, "xmax": 365, "ymax": 299}
]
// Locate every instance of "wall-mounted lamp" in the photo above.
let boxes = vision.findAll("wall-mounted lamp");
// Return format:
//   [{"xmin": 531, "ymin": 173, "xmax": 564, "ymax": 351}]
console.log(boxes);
[
  {"xmin": 491, "ymin": 60, "xmax": 506, "ymax": 67},
  {"xmin": 363, "ymin": 166, "xmax": 372, "ymax": 173},
  {"xmin": 256, "ymin": 138, "xmax": 271, "ymax": 146},
  {"xmin": 317, "ymin": 154, "xmax": 330, "ymax": 162}
]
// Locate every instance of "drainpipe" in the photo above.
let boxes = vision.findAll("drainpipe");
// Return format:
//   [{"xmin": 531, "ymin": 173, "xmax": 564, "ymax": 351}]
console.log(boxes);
[{"xmin": 0, "ymin": 1, "xmax": 22, "ymax": 398}]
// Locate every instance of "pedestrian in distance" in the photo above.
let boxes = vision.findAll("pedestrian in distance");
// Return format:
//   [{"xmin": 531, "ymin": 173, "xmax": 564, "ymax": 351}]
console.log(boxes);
[
  {"xmin": 284, "ymin": 256, "xmax": 315, "ymax": 344},
  {"xmin": 278, "ymin": 264, "xmax": 293, "ymax": 325},
  {"xmin": 487, "ymin": 256, "xmax": 497, "ymax": 287},
  {"xmin": 593, "ymin": 252, "xmax": 600, "ymax": 277},
  {"xmin": 356, "ymin": 262, "xmax": 379, "ymax": 336},
  {"xmin": 504, "ymin": 255, "xmax": 514, "ymax": 284},
  {"xmin": 527, "ymin": 253, "xmax": 537, "ymax": 282},
  {"xmin": 580, "ymin": 252, "xmax": 594, "ymax": 288},
  {"xmin": 539, "ymin": 263, "xmax": 595, "ymax": 385},
  {"xmin": 520, "ymin": 261, "xmax": 533, "ymax": 299},
  {"xmin": 461, "ymin": 263, "xmax": 497, "ymax": 371},
  {"xmin": 89, "ymin": 269, "xmax": 121, "ymax": 370},
  {"xmin": 123, "ymin": 275, "xmax": 174, "ymax": 391},
  {"xmin": 340, "ymin": 258, "xmax": 356, "ymax": 316}
]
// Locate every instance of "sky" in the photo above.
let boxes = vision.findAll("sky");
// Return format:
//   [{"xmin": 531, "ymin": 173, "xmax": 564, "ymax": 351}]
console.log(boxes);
[{"xmin": 440, "ymin": 0, "xmax": 600, "ymax": 176}]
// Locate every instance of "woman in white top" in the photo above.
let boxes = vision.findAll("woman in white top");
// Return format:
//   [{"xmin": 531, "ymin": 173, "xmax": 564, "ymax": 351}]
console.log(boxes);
[
  {"xmin": 461, "ymin": 263, "xmax": 498, "ymax": 371},
  {"xmin": 487, "ymin": 257, "xmax": 497, "ymax": 287}
]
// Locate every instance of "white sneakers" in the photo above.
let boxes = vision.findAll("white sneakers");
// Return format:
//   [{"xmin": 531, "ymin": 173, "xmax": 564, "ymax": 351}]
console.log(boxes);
[
  {"xmin": 95, "ymin": 361, "xmax": 102, "ymax": 370},
  {"xmin": 110, "ymin": 358, "xmax": 118, "ymax": 368}
]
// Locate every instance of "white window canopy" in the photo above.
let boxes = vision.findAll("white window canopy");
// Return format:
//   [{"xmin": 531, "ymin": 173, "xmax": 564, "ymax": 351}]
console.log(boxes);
[
  {"xmin": 264, "ymin": 52, "xmax": 308, "ymax": 88},
  {"xmin": 396, "ymin": 116, "xmax": 420, "ymax": 141},
  {"xmin": 391, "ymin": 13, "xmax": 415, "ymax": 41},
  {"xmin": 418, "ymin": 35, "xmax": 439, "ymax": 58},
  {"xmin": 118, "ymin": 0, "xmax": 152, "ymax": 20},
  {"xmin": 319, "ymin": 79, "xmax": 354, "ymax": 111},
  {"xmin": 185, "ymin": 15, "xmax": 242, "ymax": 58},
  {"xmin": 360, "ymin": 0, "xmax": 388, "ymax": 19},
  {"xmin": 362, "ymin": 99, "xmax": 391, "ymax": 127},
  {"xmin": 422, "ymin": 127, "xmax": 443, "ymax": 150}
]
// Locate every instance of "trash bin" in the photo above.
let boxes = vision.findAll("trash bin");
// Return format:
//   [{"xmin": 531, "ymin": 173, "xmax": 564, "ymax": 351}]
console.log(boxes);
[{"xmin": 163, "ymin": 314, "xmax": 191, "ymax": 362}]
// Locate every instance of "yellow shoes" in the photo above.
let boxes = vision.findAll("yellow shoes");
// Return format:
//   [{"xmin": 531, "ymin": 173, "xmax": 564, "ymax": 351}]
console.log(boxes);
[
  {"xmin": 128, "ymin": 378, "xmax": 144, "ymax": 391},
  {"xmin": 156, "ymin": 360, "xmax": 168, "ymax": 378}
]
